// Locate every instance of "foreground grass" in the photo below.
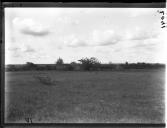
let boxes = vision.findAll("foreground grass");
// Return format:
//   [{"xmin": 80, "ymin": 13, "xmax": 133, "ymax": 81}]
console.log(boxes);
[{"xmin": 5, "ymin": 69, "xmax": 165, "ymax": 123}]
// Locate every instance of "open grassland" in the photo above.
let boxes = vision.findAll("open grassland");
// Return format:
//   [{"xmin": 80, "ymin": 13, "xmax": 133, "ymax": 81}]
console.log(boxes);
[{"xmin": 5, "ymin": 69, "xmax": 165, "ymax": 123}]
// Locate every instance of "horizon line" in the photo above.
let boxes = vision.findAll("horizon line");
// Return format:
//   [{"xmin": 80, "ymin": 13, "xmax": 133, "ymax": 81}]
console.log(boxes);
[{"xmin": 5, "ymin": 62, "xmax": 166, "ymax": 65}]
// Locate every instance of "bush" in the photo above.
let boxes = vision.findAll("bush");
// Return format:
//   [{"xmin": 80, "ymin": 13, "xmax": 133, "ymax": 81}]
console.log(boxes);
[
  {"xmin": 56, "ymin": 58, "xmax": 64, "ymax": 65},
  {"xmin": 78, "ymin": 57, "xmax": 101, "ymax": 71}
]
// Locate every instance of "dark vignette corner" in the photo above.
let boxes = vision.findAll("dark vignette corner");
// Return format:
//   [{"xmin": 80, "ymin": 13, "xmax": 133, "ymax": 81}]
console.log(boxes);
[
  {"xmin": 1, "ymin": 2, "xmax": 166, "ymax": 8},
  {"xmin": 1, "ymin": 2, "xmax": 5, "ymax": 128}
]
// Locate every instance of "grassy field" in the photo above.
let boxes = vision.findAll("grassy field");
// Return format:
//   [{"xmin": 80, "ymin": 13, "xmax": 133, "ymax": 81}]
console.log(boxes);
[{"xmin": 5, "ymin": 69, "xmax": 165, "ymax": 123}]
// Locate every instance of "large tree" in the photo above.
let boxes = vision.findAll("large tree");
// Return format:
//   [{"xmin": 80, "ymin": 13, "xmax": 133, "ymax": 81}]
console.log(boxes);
[
  {"xmin": 56, "ymin": 58, "xmax": 64, "ymax": 65},
  {"xmin": 25, "ymin": 62, "xmax": 37, "ymax": 70},
  {"xmin": 78, "ymin": 57, "xmax": 101, "ymax": 71}
]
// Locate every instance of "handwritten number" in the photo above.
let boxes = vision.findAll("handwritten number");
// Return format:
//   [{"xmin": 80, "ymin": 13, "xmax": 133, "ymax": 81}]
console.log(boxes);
[
  {"xmin": 161, "ymin": 26, "xmax": 166, "ymax": 28},
  {"xmin": 158, "ymin": 10, "xmax": 166, "ymax": 28},
  {"xmin": 161, "ymin": 21, "xmax": 165, "ymax": 25},
  {"xmin": 161, "ymin": 16, "xmax": 165, "ymax": 20},
  {"xmin": 158, "ymin": 10, "xmax": 165, "ymax": 15}
]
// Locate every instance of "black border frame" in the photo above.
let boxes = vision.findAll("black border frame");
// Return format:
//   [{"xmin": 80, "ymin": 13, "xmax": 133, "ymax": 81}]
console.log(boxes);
[
  {"xmin": 1, "ymin": 2, "xmax": 5, "ymax": 128},
  {"xmin": 2, "ymin": 2, "xmax": 167, "ymax": 8},
  {"xmin": 1, "ymin": 2, "xmax": 166, "ymax": 128}
]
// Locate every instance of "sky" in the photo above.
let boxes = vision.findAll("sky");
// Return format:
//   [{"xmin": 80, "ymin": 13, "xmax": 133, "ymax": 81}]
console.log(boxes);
[{"xmin": 5, "ymin": 8, "xmax": 167, "ymax": 64}]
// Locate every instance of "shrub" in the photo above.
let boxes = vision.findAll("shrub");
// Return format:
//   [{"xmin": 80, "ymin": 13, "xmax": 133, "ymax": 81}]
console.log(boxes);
[
  {"xmin": 56, "ymin": 58, "xmax": 64, "ymax": 65},
  {"xmin": 78, "ymin": 57, "xmax": 101, "ymax": 71}
]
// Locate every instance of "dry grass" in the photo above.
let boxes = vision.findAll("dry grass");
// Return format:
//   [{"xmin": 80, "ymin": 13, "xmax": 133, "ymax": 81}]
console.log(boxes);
[{"xmin": 5, "ymin": 70, "xmax": 165, "ymax": 123}]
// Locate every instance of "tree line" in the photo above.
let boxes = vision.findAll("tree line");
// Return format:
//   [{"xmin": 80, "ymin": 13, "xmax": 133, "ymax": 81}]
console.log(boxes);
[{"xmin": 5, "ymin": 57, "xmax": 165, "ymax": 71}]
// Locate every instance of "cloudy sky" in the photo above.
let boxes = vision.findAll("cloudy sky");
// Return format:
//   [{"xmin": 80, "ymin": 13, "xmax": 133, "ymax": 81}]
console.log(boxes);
[{"xmin": 5, "ymin": 8, "xmax": 166, "ymax": 64}]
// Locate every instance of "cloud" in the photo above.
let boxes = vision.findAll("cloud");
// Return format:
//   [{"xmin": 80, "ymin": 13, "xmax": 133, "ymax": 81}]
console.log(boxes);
[
  {"xmin": 125, "ymin": 27, "xmax": 159, "ymax": 41},
  {"xmin": 6, "ymin": 45, "xmax": 37, "ymax": 62},
  {"xmin": 132, "ymin": 38, "xmax": 161, "ymax": 50},
  {"xmin": 7, "ymin": 47, "xmax": 20, "ymax": 52},
  {"xmin": 132, "ymin": 43, "xmax": 156, "ymax": 51},
  {"xmin": 21, "ymin": 28, "xmax": 49, "ymax": 36},
  {"xmin": 57, "ymin": 17, "xmax": 79, "ymax": 25},
  {"xmin": 126, "ymin": 8, "xmax": 156, "ymax": 17},
  {"xmin": 62, "ymin": 26, "xmax": 160, "ymax": 49},
  {"xmin": 13, "ymin": 18, "xmax": 50, "ymax": 36},
  {"xmin": 22, "ymin": 45, "xmax": 36, "ymax": 53},
  {"xmin": 63, "ymin": 29, "xmax": 122, "ymax": 48},
  {"xmin": 7, "ymin": 45, "xmax": 35, "ymax": 53},
  {"xmin": 63, "ymin": 35, "xmax": 87, "ymax": 47},
  {"xmin": 6, "ymin": 46, "xmax": 22, "ymax": 58},
  {"xmin": 94, "ymin": 46, "xmax": 111, "ymax": 55},
  {"xmin": 90, "ymin": 30, "xmax": 121, "ymax": 46},
  {"xmin": 16, "ymin": 44, "xmax": 36, "ymax": 53}
]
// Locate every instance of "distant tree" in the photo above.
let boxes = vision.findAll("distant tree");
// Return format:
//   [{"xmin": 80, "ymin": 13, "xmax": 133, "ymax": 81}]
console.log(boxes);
[
  {"xmin": 56, "ymin": 58, "xmax": 64, "ymax": 65},
  {"xmin": 70, "ymin": 61, "xmax": 77, "ymax": 65},
  {"xmin": 7, "ymin": 65, "xmax": 16, "ymax": 71},
  {"xmin": 124, "ymin": 61, "xmax": 129, "ymax": 69},
  {"xmin": 26, "ymin": 62, "xmax": 35, "ymax": 66},
  {"xmin": 78, "ymin": 57, "xmax": 101, "ymax": 71},
  {"xmin": 125, "ymin": 61, "xmax": 128, "ymax": 65},
  {"xmin": 25, "ymin": 62, "xmax": 37, "ymax": 70},
  {"xmin": 69, "ymin": 61, "xmax": 79, "ymax": 71},
  {"xmin": 90, "ymin": 57, "xmax": 101, "ymax": 70}
]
